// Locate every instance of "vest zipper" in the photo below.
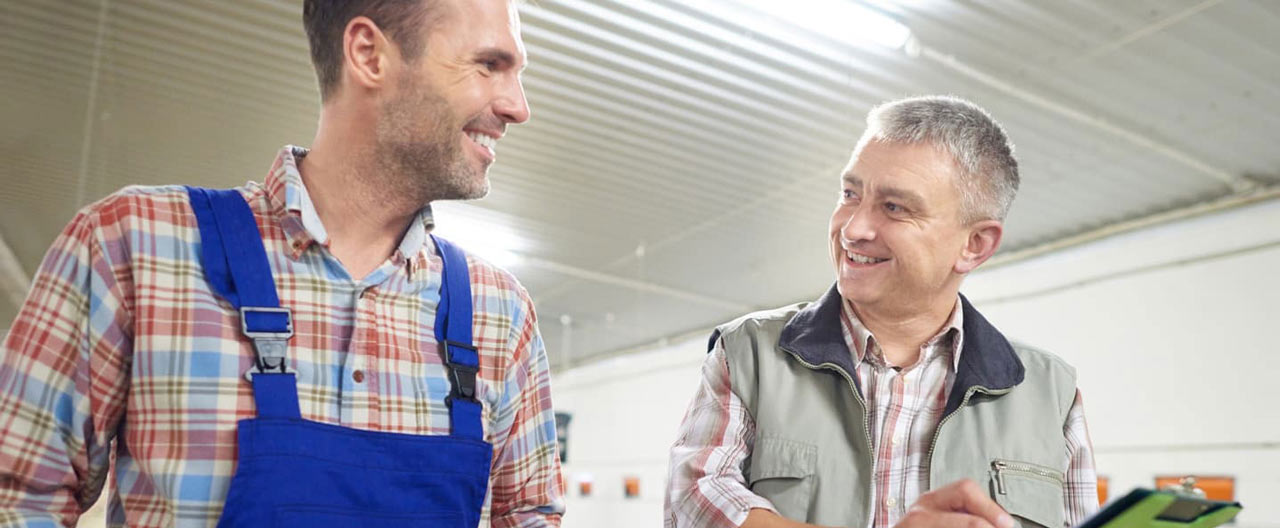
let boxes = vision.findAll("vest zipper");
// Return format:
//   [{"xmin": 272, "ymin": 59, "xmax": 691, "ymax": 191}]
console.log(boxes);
[
  {"xmin": 784, "ymin": 353, "xmax": 875, "ymax": 528},
  {"xmin": 924, "ymin": 385, "xmax": 1013, "ymax": 487},
  {"xmin": 991, "ymin": 459, "xmax": 1065, "ymax": 495}
]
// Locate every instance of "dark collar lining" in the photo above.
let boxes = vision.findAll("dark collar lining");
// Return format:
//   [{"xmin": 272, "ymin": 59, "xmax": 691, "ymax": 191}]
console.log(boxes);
[
  {"xmin": 946, "ymin": 294, "xmax": 1025, "ymax": 413},
  {"xmin": 776, "ymin": 284, "xmax": 1025, "ymax": 414},
  {"xmin": 777, "ymin": 285, "xmax": 860, "ymax": 384}
]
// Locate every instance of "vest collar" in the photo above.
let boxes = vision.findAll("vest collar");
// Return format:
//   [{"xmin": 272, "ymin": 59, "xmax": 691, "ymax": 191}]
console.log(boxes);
[
  {"xmin": 777, "ymin": 285, "xmax": 859, "ymax": 377},
  {"xmin": 778, "ymin": 284, "xmax": 1025, "ymax": 414}
]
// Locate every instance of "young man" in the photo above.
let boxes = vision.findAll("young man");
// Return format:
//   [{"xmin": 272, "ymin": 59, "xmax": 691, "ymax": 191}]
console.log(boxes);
[
  {"xmin": 0, "ymin": 1, "xmax": 563, "ymax": 526},
  {"xmin": 666, "ymin": 96, "xmax": 1097, "ymax": 528}
]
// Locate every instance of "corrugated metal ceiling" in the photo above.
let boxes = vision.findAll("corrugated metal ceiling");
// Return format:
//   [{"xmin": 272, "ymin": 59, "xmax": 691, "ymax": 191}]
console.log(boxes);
[{"xmin": 2, "ymin": 0, "xmax": 1277, "ymax": 365}]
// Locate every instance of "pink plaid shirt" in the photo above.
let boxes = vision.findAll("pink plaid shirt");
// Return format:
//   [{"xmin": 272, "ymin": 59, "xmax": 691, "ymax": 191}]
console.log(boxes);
[
  {"xmin": 0, "ymin": 146, "xmax": 564, "ymax": 527},
  {"xmin": 666, "ymin": 298, "xmax": 1097, "ymax": 527}
]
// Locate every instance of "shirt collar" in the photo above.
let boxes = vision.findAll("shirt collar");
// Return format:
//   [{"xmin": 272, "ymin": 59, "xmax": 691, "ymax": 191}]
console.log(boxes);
[
  {"xmin": 839, "ymin": 296, "xmax": 965, "ymax": 371},
  {"xmin": 267, "ymin": 145, "xmax": 436, "ymax": 266},
  {"xmin": 776, "ymin": 286, "xmax": 1025, "ymax": 414}
]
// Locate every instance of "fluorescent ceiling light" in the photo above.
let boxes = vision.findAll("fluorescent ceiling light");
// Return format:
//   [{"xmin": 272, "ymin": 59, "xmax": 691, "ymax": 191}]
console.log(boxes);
[{"xmin": 750, "ymin": 0, "xmax": 913, "ymax": 50}]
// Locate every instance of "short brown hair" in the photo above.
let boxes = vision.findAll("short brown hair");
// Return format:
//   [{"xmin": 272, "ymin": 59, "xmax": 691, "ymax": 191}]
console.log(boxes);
[{"xmin": 302, "ymin": 0, "xmax": 441, "ymax": 100}]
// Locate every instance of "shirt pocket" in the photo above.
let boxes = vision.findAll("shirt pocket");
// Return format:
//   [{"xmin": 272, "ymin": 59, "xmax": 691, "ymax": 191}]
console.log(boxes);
[
  {"xmin": 989, "ymin": 458, "xmax": 1066, "ymax": 528},
  {"xmin": 747, "ymin": 436, "xmax": 817, "ymax": 521}
]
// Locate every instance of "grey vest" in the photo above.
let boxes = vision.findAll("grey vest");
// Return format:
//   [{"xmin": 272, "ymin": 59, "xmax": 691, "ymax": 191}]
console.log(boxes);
[{"xmin": 715, "ymin": 286, "xmax": 1077, "ymax": 528}]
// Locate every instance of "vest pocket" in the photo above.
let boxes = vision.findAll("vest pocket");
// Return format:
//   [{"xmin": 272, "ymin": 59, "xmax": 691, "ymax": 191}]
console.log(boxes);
[
  {"xmin": 989, "ymin": 459, "xmax": 1065, "ymax": 528},
  {"xmin": 747, "ymin": 436, "xmax": 817, "ymax": 521}
]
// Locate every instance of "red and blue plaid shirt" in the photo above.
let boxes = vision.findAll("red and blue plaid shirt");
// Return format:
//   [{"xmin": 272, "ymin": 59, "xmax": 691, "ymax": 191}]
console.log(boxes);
[{"xmin": 0, "ymin": 146, "xmax": 564, "ymax": 527}]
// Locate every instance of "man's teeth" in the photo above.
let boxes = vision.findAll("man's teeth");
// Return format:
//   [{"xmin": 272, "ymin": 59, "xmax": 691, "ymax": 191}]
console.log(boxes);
[
  {"xmin": 846, "ymin": 251, "xmax": 888, "ymax": 264},
  {"xmin": 467, "ymin": 132, "xmax": 497, "ymax": 152}
]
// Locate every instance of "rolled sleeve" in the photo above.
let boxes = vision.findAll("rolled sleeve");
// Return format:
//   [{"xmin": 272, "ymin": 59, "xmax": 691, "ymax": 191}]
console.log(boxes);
[
  {"xmin": 1062, "ymin": 389, "xmax": 1099, "ymax": 526},
  {"xmin": 488, "ymin": 293, "xmax": 565, "ymax": 527},
  {"xmin": 665, "ymin": 340, "xmax": 775, "ymax": 528}
]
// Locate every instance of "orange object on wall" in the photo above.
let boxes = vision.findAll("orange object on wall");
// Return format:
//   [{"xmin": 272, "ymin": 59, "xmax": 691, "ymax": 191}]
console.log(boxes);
[
  {"xmin": 579, "ymin": 481, "xmax": 593, "ymax": 497},
  {"xmin": 1154, "ymin": 476, "xmax": 1235, "ymax": 501},
  {"xmin": 624, "ymin": 476, "xmax": 641, "ymax": 498},
  {"xmin": 1097, "ymin": 476, "xmax": 1109, "ymax": 504}
]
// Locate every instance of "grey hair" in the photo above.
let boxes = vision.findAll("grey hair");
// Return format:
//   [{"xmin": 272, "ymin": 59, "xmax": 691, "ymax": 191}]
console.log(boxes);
[{"xmin": 854, "ymin": 95, "xmax": 1020, "ymax": 222}]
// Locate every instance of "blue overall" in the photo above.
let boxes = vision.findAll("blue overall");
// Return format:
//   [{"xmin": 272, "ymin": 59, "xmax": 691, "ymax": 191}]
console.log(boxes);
[{"xmin": 185, "ymin": 187, "xmax": 493, "ymax": 527}]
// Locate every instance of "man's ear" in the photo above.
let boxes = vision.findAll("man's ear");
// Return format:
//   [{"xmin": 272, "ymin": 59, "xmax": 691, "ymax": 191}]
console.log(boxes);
[
  {"xmin": 341, "ymin": 16, "xmax": 394, "ymax": 95},
  {"xmin": 955, "ymin": 219, "xmax": 1003, "ymax": 274}
]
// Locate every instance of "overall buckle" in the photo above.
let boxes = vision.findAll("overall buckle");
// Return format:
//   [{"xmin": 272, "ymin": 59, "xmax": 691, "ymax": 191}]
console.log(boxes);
[
  {"xmin": 443, "ymin": 340, "xmax": 479, "ymax": 402},
  {"xmin": 240, "ymin": 306, "xmax": 294, "ymax": 379}
]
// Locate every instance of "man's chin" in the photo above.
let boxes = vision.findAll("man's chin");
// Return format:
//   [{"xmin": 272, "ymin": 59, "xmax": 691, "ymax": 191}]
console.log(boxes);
[
  {"xmin": 472, "ymin": 162, "xmax": 495, "ymax": 196},
  {"xmin": 451, "ymin": 176, "xmax": 490, "ymax": 201},
  {"xmin": 836, "ymin": 279, "xmax": 880, "ymax": 307},
  {"xmin": 430, "ymin": 160, "xmax": 491, "ymax": 201},
  {"xmin": 465, "ymin": 166, "xmax": 491, "ymax": 198}
]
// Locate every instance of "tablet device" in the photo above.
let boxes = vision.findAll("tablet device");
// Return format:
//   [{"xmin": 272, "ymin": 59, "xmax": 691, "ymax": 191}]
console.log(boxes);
[{"xmin": 1076, "ymin": 488, "xmax": 1242, "ymax": 528}]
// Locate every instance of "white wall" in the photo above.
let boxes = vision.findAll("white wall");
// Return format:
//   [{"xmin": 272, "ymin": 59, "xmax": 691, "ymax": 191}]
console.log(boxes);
[
  {"xmin": 552, "ymin": 198, "xmax": 1280, "ymax": 528},
  {"xmin": 554, "ymin": 339, "xmax": 707, "ymax": 527}
]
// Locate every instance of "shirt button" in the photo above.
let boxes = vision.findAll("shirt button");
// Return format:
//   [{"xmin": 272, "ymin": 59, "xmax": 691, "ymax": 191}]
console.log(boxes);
[
  {"xmin": 892, "ymin": 435, "xmax": 902, "ymax": 446},
  {"xmin": 352, "ymin": 370, "xmax": 365, "ymax": 383},
  {"xmin": 885, "ymin": 497, "xmax": 897, "ymax": 508}
]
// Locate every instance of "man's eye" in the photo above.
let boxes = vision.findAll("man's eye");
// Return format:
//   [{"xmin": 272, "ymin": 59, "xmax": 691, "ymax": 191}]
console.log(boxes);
[
  {"xmin": 483, "ymin": 60, "xmax": 500, "ymax": 71},
  {"xmin": 841, "ymin": 189, "xmax": 857, "ymax": 200},
  {"xmin": 884, "ymin": 202, "xmax": 902, "ymax": 213}
]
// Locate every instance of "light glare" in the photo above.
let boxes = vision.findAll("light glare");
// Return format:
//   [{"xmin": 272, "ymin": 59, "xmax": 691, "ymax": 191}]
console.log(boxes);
[
  {"xmin": 431, "ymin": 214, "xmax": 524, "ymax": 269},
  {"xmin": 754, "ymin": 0, "xmax": 912, "ymax": 50}
]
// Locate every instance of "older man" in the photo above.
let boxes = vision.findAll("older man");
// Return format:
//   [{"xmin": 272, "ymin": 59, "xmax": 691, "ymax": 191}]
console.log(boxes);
[
  {"xmin": 666, "ymin": 96, "xmax": 1097, "ymax": 528},
  {"xmin": 0, "ymin": 1, "xmax": 563, "ymax": 526}
]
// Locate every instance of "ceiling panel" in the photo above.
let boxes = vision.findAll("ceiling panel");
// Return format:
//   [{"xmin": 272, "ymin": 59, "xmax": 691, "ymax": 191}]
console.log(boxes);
[{"xmin": 1, "ymin": 0, "xmax": 1276, "ymax": 368}]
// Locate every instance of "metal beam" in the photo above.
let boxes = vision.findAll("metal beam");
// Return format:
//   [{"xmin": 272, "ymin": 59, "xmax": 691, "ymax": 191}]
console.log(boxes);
[
  {"xmin": 74, "ymin": 0, "xmax": 111, "ymax": 207},
  {"xmin": 918, "ymin": 43, "xmax": 1247, "ymax": 190},
  {"xmin": 1069, "ymin": 0, "xmax": 1228, "ymax": 65},
  {"xmin": 0, "ymin": 231, "xmax": 31, "ymax": 310},
  {"xmin": 985, "ymin": 183, "xmax": 1280, "ymax": 270},
  {"xmin": 523, "ymin": 256, "xmax": 753, "ymax": 312}
]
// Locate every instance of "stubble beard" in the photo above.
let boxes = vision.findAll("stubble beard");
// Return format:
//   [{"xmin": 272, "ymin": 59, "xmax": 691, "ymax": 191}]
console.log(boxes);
[{"xmin": 374, "ymin": 79, "xmax": 490, "ymax": 210}]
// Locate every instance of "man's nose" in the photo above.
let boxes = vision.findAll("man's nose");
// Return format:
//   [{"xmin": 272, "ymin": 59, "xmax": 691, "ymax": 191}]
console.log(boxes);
[
  {"xmin": 841, "ymin": 202, "xmax": 877, "ymax": 244},
  {"xmin": 495, "ymin": 75, "xmax": 531, "ymax": 125}
]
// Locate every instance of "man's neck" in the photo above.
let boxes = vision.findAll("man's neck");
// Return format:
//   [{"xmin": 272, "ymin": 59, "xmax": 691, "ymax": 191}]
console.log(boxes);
[
  {"xmin": 852, "ymin": 293, "xmax": 958, "ymax": 368},
  {"xmin": 299, "ymin": 127, "xmax": 422, "ymax": 281}
]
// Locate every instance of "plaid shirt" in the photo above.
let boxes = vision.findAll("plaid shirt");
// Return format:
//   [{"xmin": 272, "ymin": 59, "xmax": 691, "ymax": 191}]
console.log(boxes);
[
  {"xmin": 666, "ymin": 298, "xmax": 1097, "ymax": 527},
  {"xmin": 0, "ymin": 146, "xmax": 564, "ymax": 527}
]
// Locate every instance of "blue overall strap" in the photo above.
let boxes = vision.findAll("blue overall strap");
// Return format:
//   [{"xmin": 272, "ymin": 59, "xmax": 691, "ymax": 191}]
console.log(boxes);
[
  {"xmin": 431, "ymin": 235, "xmax": 482, "ymax": 440},
  {"xmin": 185, "ymin": 186, "xmax": 299, "ymax": 419}
]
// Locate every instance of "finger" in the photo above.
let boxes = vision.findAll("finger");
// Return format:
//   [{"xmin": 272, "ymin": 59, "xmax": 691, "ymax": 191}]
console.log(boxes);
[
  {"xmin": 898, "ymin": 508, "xmax": 998, "ymax": 528},
  {"xmin": 914, "ymin": 480, "xmax": 1013, "ymax": 528}
]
